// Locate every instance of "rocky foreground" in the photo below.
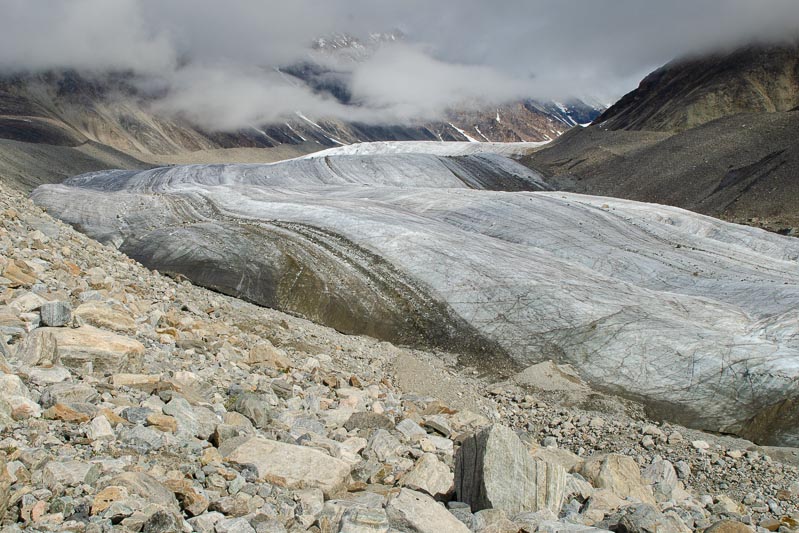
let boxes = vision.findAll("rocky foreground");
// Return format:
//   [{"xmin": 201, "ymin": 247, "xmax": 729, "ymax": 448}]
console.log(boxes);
[{"xmin": 1, "ymin": 180, "xmax": 798, "ymax": 532}]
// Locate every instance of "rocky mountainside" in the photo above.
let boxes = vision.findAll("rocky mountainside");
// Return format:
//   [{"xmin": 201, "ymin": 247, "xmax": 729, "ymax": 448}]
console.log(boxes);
[
  {"xmin": 593, "ymin": 42, "xmax": 799, "ymax": 132},
  {"xmin": 1, "ymin": 166, "xmax": 798, "ymax": 533},
  {"xmin": 525, "ymin": 42, "xmax": 799, "ymax": 234},
  {"xmin": 31, "ymin": 141, "xmax": 799, "ymax": 449},
  {"xmin": 0, "ymin": 67, "xmax": 601, "ymax": 193}
]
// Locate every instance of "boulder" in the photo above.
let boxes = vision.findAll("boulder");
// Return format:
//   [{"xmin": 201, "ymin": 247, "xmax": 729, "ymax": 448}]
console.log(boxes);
[
  {"xmin": 42, "ymin": 460, "xmax": 100, "ymax": 489},
  {"xmin": 455, "ymin": 424, "xmax": 567, "ymax": 515},
  {"xmin": 579, "ymin": 454, "xmax": 655, "ymax": 505},
  {"xmin": 3, "ymin": 259, "xmax": 37, "ymax": 287},
  {"xmin": 48, "ymin": 326, "xmax": 144, "ymax": 374},
  {"xmin": 232, "ymin": 392, "xmax": 272, "ymax": 428},
  {"xmin": 219, "ymin": 435, "xmax": 352, "ymax": 497},
  {"xmin": 247, "ymin": 342, "xmax": 290, "ymax": 368},
  {"xmin": 106, "ymin": 472, "xmax": 180, "ymax": 513},
  {"xmin": 386, "ymin": 488, "xmax": 470, "ymax": 533},
  {"xmin": 40, "ymin": 301, "xmax": 72, "ymax": 327},
  {"xmin": 0, "ymin": 373, "xmax": 41, "ymax": 419},
  {"xmin": 400, "ymin": 453, "xmax": 454, "ymax": 499},
  {"xmin": 615, "ymin": 503, "xmax": 691, "ymax": 533},
  {"xmin": 339, "ymin": 507, "xmax": 390, "ymax": 533},
  {"xmin": 704, "ymin": 520, "xmax": 755, "ymax": 533},
  {"xmin": 0, "ymin": 453, "xmax": 11, "ymax": 521},
  {"xmin": 73, "ymin": 301, "xmax": 136, "ymax": 332},
  {"xmin": 344, "ymin": 411, "xmax": 395, "ymax": 431},
  {"xmin": 14, "ymin": 327, "xmax": 58, "ymax": 366},
  {"xmin": 163, "ymin": 397, "xmax": 217, "ymax": 440}
]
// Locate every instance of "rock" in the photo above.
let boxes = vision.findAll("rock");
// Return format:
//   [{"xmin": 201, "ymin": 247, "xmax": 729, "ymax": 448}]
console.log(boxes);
[
  {"xmin": 112, "ymin": 373, "xmax": 163, "ymax": 393},
  {"xmin": 396, "ymin": 418, "xmax": 427, "ymax": 440},
  {"xmin": 107, "ymin": 472, "xmax": 180, "ymax": 513},
  {"xmin": 400, "ymin": 453, "xmax": 454, "ymax": 499},
  {"xmin": 164, "ymin": 478, "xmax": 208, "ymax": 517},
  {"xmin": 248, "ymin": 342, "xmax": 290, "ymax": 369},
  {"xmin": 536, "ymin": 521, "xmax": 612, "ymax": 532},
  {"xmin": 386, "ymin": 488, "xmax": 470, "ymax": 533},
  {"xmin": 615, "ymin": 503, "xmax": 691, "ymax": 533},
  {"xmin": 216, "ymin": 516, "xmax": 256, "ymax": 533},
  {"xmin": 85, "ymin": 415, "xmax": 115, "ymax": 441},
  {"xmin": 367, "ymin": 429, "xmax": 404, "ymax": 462},
  {"xmin": 3, "ymin": 259, "xmax": 37, "ymax": 287},
  {"xmin": 584, "ymin": 488, "xmax": 627, "ymax": 522},
  {"xmin": 142, "ymin": 509, "xmax": 181, "ymax": 533},
  {"xmin": 118, "ymin": 424, "xmax": 168, "ymax": 452},
  {"xmin": 422, "ymin": 415, "xmax": 451, "ymax": 437},
  {"xmin": 46, "ymin": 326, "xmax": 145, "ymax": 374},
  {"xmin": 163, "ymin": 397, "xmax": 217, "ymax": 440},
  {"xmin": 344, "ymin": 411, "xmax": 394, "ymax": 431},
  {"xmin": 39, "ymin": 301, "xmax": 72, "ymax": 327},
  {"xmin": 91, "ymin": 486, "xmax": 129, "ymax": 515},
  {"xmin": 703, "ymin": 521, "xmax": 755, "ymax": 533},
  {"xmin": 14, "ymin": 327, "xmax": 58, "ymax": 366},
  {"xmin": 73, "ymin": 301, "xmax": 136, "ymax": 332},
  {"xmin": 232, "ymin": 392, "xmax": 273, "ymax": 428},
  {"xmin": 0, "ymin": 373, "xmax": 41, "ymax": 419},
  {"xmin": 42, "ymin": 460, "xmax": 100, "ymax": 489},
  {"xmin": 531, "ymin": 447, "xmax": 584, "ymax": 473},
  {"xmin": 692, "ymin": 440, "xmax": 711, "ymax": 450},
  {"xmin": 146, "ymin": 413, "xmax": 178, "ymax": 433},
  {"xmin": 0, "ymin": 453, "xmax": 11, "ymax": 521},
  {"xmin": 188, "ymin": 512, "xmax": 224, "ymax": 533},
  {"xmin": 219, "ymin": 435, "xmax": 352, "ymax": 497},
  {"xmin": 641, "ymin": 458, "xmax": 680, "ymax": 502},
  {"xmin": 27, "ymin": 365, "xmax": 71, "ymax": 384},
  {"xmin": 40, "ymin": 382, "xmax": 98, "ymax": 407},
  {"xmin": 579, "ymin": 454, "xmax": 655, "ymax": 505},
  {"xmin": 455, "ymin": 424, "xmax": 567, "ymax": 515},
  {"xmin": 338, "ymin": 507, "xmax": 390, "ymax": 533}
]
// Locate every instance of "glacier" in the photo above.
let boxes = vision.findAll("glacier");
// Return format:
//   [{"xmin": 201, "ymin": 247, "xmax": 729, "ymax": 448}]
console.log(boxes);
[{"xmin": 31, "ymin": 141, "xmax": 799, "ymax": 446}]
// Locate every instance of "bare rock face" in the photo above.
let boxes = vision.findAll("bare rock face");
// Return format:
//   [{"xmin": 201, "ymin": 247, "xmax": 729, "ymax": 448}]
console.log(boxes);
[
  {"xmin": 219, "ymin": 435, "xmax": 352, "ymax": 497},
  {"xmin": 455, "ymin": 424, "xmax": 566, "ymax": 515}
]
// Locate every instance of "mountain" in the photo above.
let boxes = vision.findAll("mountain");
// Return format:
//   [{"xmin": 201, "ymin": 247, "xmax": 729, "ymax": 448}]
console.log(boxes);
[
  {"xmin": 0, "ymin": 31, "xmax": 603, "ymax": 192},
  {"xmin": 525, "ymin": 42, "xmax": 799, "ymax": 234},
  {"xmin": 594, "ymin": 41, "xmax": 799, "ymax": 131},
  {"xmin": 32, "ymin": 141, "xmax": 799, "ymax": 446}
]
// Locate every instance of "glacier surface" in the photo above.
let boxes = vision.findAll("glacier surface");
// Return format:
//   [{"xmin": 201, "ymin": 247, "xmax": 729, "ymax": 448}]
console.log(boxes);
[{"xmin": 32, "ymin": 142, "xmax": 799, "ymax": 445}]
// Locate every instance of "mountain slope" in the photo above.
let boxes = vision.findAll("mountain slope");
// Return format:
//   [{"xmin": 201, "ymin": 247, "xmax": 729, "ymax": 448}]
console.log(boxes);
[
  {"xmin": 594, "ymin": 42, "xmax": 799, "ymax": 131},
  {"xmin": 526, "ymin": 43, "xmax": 799, "ymax": 234}
]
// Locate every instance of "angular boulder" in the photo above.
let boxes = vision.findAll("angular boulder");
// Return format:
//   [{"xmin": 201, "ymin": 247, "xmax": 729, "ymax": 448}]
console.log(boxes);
[
  {"xmin": 40, "ymin": 301, "xmax": 72, "ymax": 327},
  {"xmin": 386, "ymin": 488, "xmax": 470, "ymax": 533},
  {"xmin": 74, "ymin": 301, "xmax": 136, "ymax": 332},
  {"xmin": 400, "ymin": 453, "xmax": 454, "ymax": 499},
  {"xmin": 49, "ymin": 326, "xmax": 144, "ymax": 374},
  {"xmin": 579, "ymin": 454, "xmax": 655, "ymax": 505},
  {"xmin": 455, "ymin": 424, "xmax": 566, "ymax": 515},
  {"xmin": 219, "ymin": 435, "xmax": 351, "ymax": 497}
]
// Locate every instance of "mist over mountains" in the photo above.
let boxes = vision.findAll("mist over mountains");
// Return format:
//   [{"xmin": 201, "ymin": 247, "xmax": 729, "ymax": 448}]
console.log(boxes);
[{"xmin": 2, "ymin": 0, "xmax": 799, "ymax": 129}]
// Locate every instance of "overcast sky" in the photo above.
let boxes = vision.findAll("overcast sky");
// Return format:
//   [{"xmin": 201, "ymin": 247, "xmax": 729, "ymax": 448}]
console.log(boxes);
[{"xmin": 2, "ymin": 0, "xmax": 798, "ymax": 128}]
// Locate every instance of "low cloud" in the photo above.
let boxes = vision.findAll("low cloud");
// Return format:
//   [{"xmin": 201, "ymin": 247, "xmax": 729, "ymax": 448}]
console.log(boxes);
[{"xmin": 1, "ymin": 0, "xmax": 798, "ymax": 129}]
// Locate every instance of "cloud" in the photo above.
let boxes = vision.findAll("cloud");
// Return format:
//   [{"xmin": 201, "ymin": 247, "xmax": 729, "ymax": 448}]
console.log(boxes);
[{"xmin": 1, "ymin": 0, "xmax": 798, "ymax": 128}]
